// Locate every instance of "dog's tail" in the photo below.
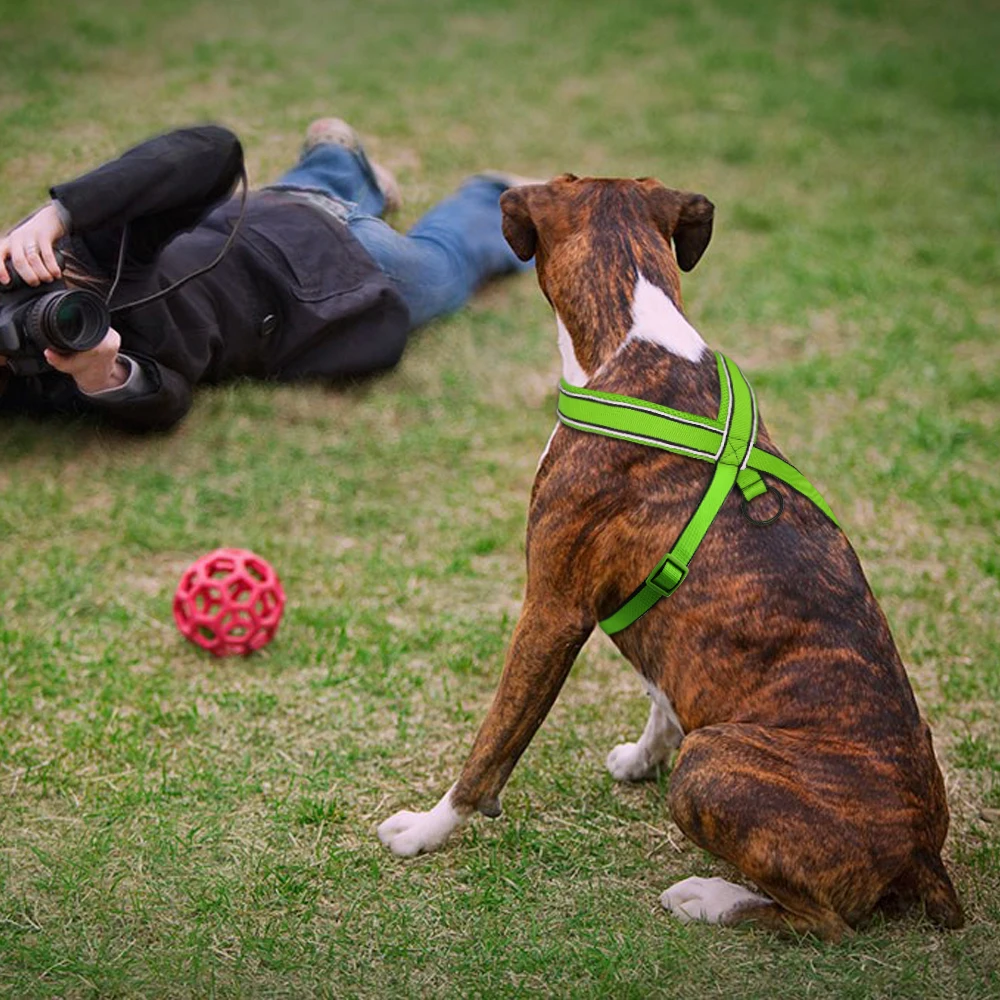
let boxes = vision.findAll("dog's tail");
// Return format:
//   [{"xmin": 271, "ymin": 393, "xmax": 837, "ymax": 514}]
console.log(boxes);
[{"xmin": 909, "ymin": 851, "xmax": 964, "ymax": 929}]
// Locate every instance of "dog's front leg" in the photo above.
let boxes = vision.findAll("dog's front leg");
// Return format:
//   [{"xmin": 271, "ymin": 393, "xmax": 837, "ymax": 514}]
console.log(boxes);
[
  {"xmin": 378, "ymin": 601, "xmax": 592, "ymax": 857},
  {"xmin": 606, "ymin": 684, "xmax": 685, "ymax": 782}
]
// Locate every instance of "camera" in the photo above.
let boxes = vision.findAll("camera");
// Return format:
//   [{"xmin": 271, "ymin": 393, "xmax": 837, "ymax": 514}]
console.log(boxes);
[{"xmin": 0, "ymin": 255, "xmax": 110, "ymax": 376}]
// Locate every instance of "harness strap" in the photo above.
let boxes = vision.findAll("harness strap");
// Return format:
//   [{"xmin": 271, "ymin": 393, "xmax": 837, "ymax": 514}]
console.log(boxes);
[
  {"xmin": 748, "ymin": 447, "xmax": 838, "ymax": 525},
  {"xmin": 555, "ymin": 352, "xmax": 838, "ymax": 635},
  {"xmin": 558, "ymin": 354, "xmax": 766, "ymax": 503},
  {"xmin": 599, "ymin": 460, "xmax": 739, "ymax": 634}
]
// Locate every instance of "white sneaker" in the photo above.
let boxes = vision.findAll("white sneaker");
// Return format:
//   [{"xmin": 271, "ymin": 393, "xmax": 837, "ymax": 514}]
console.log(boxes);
[
  {"xmin": 302, "ymin": 117, "xmax": 360, "ymax": 152},
  {"xmin": 302, "ymin": 118, "xmax": 402, "ymax": 213}
]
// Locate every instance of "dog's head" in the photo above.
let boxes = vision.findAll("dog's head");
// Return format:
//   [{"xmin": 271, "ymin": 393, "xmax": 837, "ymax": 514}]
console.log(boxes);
[{"xmin": 500, "ymin": 175, "xmax": 714, "ymax": 375}]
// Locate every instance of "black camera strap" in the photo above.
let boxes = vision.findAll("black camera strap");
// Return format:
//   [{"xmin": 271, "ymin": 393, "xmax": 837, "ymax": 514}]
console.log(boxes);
[{"xmin": 107, "ymin": 165, "xmax": 250, "ymax": 315}]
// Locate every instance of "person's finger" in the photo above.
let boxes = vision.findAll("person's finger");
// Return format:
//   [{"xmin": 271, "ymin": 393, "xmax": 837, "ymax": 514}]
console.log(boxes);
[
  {"xmin": 43, "ymin": 348, "xmax": 72, "ymax": 372},
  {"xmin": 39, "ymin": 239, "xmax": 61, "ymax": 279},
  {"xmin": 10, "ymin": 243, "xmax": 40, "ymax": 286},
  {"xmin": 22, "ymin": 241, "xmax": 53, "ymax": 283},
  {"xmin": 0, "ymin": 242, "xmax": 10, "ymax": 285}
]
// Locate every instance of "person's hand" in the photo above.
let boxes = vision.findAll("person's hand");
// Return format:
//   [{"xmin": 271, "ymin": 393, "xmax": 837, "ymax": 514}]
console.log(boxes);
[
  {"xmin": 45, "ymin": 326, "xmax": 128, "ymax": 394},
  {"xmin": 0, "ymin": 203, "xmax": 67, "ymax": 286}
]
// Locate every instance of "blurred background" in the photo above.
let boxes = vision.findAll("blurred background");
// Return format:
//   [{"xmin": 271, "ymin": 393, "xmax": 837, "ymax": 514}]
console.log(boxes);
[{"xmin": 1, "ymin": 1, "xmax": 998, "ymax": 997}]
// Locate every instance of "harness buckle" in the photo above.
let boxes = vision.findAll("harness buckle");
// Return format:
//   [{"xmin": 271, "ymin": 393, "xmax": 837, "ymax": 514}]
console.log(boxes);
[{"xmin": 645, "ymin": 551, "xmax": 689, "ymax": 598}]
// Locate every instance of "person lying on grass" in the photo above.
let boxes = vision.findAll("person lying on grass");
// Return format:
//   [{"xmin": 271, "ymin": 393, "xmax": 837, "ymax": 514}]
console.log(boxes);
[{"xmin": 0, "ymin": 120, "xmax": 533, "ymax": 431}]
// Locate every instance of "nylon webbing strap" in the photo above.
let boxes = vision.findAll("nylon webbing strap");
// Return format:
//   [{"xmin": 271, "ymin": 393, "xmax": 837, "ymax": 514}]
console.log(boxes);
[
  {"xmin": 559, "ymin": 353, "xmax": 732, "ymax": 464},
  {"xmin": 595, "ymin": 355, "xmax": 755, "ymax": 634},
  {"xmin": 555, "ymin": 352, "xmax": 838, "ymax": 635},
  {"xmin": 748, "ymin": 448, "xmax": 838, "ymax": 525}
]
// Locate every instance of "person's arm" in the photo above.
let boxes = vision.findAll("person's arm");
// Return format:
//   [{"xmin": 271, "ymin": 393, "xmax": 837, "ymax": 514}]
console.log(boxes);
[
  {"xmin": 1, "ymin": 330, "xmax": 193, "ymax": 431},
  {"xmin": 50, "ymin": 124, "xmax": 244, "ymax": 272},
  {"xmin": 54, "ymin": 343, "xmax": 192, "ymax": 431},
  {"xmin": 81, "ymin": 353, "xmax": 193, "ymax": 431},
  {"xmin": 0, "ymin": 125, "xmax": 244, "ymax": 288}
]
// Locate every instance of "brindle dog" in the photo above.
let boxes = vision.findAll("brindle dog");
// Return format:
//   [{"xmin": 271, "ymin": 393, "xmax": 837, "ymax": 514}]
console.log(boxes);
[{"xmin": 378, "ymin": 174, "xmax": 963, "ymax": 941}]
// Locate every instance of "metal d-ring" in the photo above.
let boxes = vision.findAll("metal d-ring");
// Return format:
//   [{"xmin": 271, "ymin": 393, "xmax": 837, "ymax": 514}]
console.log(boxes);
[{"xmin": 741, "ymin": 484, "xmax": 784, "ymax": 526}]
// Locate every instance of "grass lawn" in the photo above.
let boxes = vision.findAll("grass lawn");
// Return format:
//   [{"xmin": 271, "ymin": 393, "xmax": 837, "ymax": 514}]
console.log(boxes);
[{"xmin": 1, "ymin": 0, "xmax": 999, "ymax": 996}]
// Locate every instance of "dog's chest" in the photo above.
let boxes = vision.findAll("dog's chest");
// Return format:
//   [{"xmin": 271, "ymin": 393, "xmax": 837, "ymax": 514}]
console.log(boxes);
[{"xmin": 643, "ymin": 676, "xmax": 685, "ymax": 737}]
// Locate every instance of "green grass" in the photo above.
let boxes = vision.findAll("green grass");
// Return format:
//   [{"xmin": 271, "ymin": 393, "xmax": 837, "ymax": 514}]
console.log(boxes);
[{"xmin": 2, "ymin": 0, "xmax": 999, "ymax": 996}]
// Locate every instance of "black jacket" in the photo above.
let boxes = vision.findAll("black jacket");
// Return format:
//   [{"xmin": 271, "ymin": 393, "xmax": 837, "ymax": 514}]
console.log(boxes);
[{"xmin": 0, "ymin": 126, "xmax": 410, "ymax": 431}]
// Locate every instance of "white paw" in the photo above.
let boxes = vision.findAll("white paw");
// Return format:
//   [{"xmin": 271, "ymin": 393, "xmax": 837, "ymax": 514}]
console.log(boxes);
[
  {"xmin": 377, "ymin": 789, "xmax": 464, "ymax": 857},
  {"xmin": 660, "ymin": 876, "xmax": 769, "ymax": 925},
  {"xmin": 606, "ymin": 741, "xmax": 658, "ymax": 781},
  {"xmin": 377, "ymin": 810, "xmax": 443, "ymax": 857}
]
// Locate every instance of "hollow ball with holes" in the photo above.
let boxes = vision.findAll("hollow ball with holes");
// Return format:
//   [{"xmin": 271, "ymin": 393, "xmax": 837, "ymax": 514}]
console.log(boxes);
[{"xmin": 173, "ymin": 548, "xmax": 285, "ymax": 657}]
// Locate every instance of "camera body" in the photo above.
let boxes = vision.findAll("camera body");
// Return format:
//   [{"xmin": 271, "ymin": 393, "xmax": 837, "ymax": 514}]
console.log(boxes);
[{"xmin": 0, "ymin": 262, "xmax": 110, "ymax": 376}]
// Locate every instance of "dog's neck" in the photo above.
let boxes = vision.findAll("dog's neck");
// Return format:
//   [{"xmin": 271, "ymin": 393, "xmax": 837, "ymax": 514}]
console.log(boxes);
[
  {"xmin": 552, "ymin": 264, "xmax": 708, "ymax": 385},
  {"xmin": 539, "ymin": 216, "xmax": 709, "ymax": 383}
]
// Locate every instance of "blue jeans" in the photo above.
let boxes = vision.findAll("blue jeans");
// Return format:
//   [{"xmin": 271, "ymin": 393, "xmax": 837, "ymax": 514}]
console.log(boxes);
[{"xmin": 269, "ymin": 142, "xmax": 533, "ymax": 331}]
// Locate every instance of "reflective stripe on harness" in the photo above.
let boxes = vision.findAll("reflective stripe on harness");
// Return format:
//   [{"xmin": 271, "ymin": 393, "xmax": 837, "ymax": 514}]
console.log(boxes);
[{"xmin": 556, "ymin": 352, "xmax": 838, "ymax": 635}]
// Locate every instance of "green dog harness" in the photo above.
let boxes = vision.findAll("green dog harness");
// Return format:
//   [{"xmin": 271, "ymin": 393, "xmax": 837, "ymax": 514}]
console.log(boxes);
[{"xmin": 556, "ymin": 352, "xmax": 838, "ymax": 635}]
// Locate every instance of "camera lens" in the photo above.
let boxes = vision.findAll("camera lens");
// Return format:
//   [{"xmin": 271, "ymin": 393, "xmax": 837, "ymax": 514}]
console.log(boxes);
[
  {"xmin": 26, "ymin": 290, "xmax": 109, "ymax": 354},
  {"xmin": 54, "ymin": 299, "xmax": 86, "ymax": 341}
]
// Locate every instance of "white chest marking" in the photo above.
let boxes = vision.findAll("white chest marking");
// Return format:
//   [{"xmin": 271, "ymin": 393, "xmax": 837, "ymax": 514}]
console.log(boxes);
[
  {"xmin": 642, "ymin": 677, "xmax": 685, "ymax": 738},
  {"xmin": 537, "ymin": 422, "xmax": 559, "ymax": 471},
  {"xmin": 624, "ymin": 275, "xmax": 707, "ymax": 362},
  {"xmin": 556, "ymin": 312, "xmax": 588, "ymax": 385},
  {"xmin": 540, "ymin": 311, "xmax": 588, "ymax": 472}
]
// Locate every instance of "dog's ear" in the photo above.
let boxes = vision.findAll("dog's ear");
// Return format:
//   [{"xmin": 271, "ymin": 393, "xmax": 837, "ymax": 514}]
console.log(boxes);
[
  {"xmin": 674, "ymin": 192, "xmax": 714, "ymax": 272},
  {"xmin": 647, "ymin": 186, "xmax": 715, "ymax": 272},
  {"xmin": 500, "ymin": 187, "xmax": 538, "ymax": 261}
]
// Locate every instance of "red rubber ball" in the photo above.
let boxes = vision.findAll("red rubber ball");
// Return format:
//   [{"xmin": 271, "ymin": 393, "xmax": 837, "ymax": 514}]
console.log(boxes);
[{"xmin": 173, "ymin": 548, "xmax": 285, "ymax": 657}]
